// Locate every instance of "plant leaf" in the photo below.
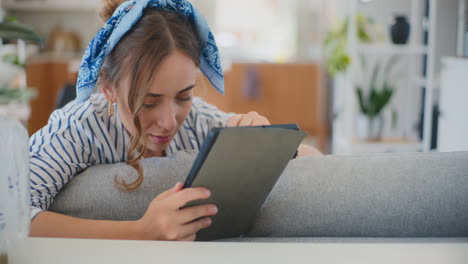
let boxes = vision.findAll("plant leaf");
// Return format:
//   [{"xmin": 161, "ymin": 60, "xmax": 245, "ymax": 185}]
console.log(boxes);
[
  {"xmin": 324, "ymin": 16, "xmax": 351, "ymax": 76},
  {"xmin": 0, "ymin": 21, "xmax": 42, "ymax": 43},
  {"xmin": 370, "ymin": 63, "xmax": 380, "ymax": 91},
  {"xmin": 356, "ymin": 13, "xmax": 371, "ymax": 42},
  {"xmin": 356, "ymin": 87, "xmax": 368, "ymax": 115},
  {"xmin": 374, "ymin": 84, "xmax": 394, "ymax": 114},
  {"xmin": 0, "ymin": 87, "xmax": 37, "ymax": 104},
  {"xmin": 2, "ymin": 53, "xmax": 22, "ymax": 67},
  {"xmin": 365, "ymin": 88, "xmax": 376, "ymax": 117},
  {"xmin": 391, "ymin": 108, "xmax": 398, "ymax": 130}
]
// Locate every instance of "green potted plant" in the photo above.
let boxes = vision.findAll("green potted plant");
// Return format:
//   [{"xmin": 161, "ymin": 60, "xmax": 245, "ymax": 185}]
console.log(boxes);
[
  {"xmin": 0, "ymin": 18, "xmax": 42, "ymax": 42},
  {"xmin": 355, "ymin": 56, "xmax": 398, "ymax": 141},
  {"xmin": 0, "ymin": 18, "xmax": 41, "ymax": 123},
  {"xmin": 324, "ymin": 14, "xmax": 372, "ymax": 76}
]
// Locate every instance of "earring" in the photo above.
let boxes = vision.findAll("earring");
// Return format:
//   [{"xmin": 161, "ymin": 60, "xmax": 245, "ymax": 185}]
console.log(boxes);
[{"xmin": 108, "ymin": 102, "xmax": 116, "ymax": 117}]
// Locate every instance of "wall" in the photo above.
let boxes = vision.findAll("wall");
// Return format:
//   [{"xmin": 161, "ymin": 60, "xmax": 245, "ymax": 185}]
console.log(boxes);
[
  {"xmin": 7, "ymin": 10, "xmax": 101, "ymax": 51},
  {"xmin": 0, "ymin": 0, "xmax": 3, "ymax": 21},
  {"xmin": 214, "ymin": 0, "xmax": 299, "ymax": 63},
  {"xmin": 3, "ymin": 1, "xmax": 216, "ymax": 53},
  {"xmin": 2, "ymin": 0, "xmax": 327, "ymax": 64},
  {"xmin": 433, "ymin": 0, "xmax": 458, "ymax": 75}
]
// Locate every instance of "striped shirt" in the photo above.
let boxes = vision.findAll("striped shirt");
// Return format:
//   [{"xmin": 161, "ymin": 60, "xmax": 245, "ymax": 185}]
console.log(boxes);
[{"xmin": 29, "ymin": 93, "xmax": 233, "ymax": 220}]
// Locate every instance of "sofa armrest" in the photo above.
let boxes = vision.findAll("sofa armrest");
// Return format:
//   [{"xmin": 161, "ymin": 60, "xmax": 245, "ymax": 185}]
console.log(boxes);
[
  {"xmin": 249, "ymin": 151, "xmax": 468, "ymax": 237},
  {"xmin": 50, "ymin": 151, "xmax": 468, "ymax": 237}
]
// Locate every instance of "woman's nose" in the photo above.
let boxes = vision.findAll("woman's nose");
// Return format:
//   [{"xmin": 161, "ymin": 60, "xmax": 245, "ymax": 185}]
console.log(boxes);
[{"xmin": 157, "ymin": 103, "xmax": 177, "ymax": 132}]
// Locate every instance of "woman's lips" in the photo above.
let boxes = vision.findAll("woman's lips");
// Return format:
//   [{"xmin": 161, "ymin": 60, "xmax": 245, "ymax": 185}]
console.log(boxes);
[{"xmin": 149, "ymin": 135, "xmax": 171, "ymax": 144}]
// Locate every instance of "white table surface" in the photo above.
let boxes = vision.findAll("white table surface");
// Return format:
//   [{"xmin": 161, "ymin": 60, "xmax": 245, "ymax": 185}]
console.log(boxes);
[{"xmin": 7, "ymin": 237, "xmax": 468, "ymax": 264}]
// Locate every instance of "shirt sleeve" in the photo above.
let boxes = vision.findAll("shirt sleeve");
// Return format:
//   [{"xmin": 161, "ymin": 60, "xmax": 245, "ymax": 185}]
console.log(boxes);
[
  {"xmin": 29, "ymin": 109, "xmax": 95, "ymax": 220},
  {"xmin": 192, "ymin": 97, "xmax": 235, "ymax": 127},
  {"xmin": 183, "ymin": 97, "xmax": 235, "ymax": 148}
]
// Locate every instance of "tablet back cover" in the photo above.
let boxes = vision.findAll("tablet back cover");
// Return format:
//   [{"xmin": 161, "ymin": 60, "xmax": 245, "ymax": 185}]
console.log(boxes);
[{"xmin": 185, "ymin": 125, "xmax": 306, "ymax": 241}]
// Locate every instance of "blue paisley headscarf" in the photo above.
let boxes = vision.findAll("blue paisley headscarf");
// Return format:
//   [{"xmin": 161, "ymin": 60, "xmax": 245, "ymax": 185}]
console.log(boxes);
[{"xmin": 76, "ymin": 0, "xmax": 223, "ymax": 104}]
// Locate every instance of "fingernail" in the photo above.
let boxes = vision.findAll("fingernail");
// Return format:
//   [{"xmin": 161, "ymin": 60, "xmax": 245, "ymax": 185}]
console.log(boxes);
[
  {"xmin": 205, "ymin": 189, "xmax": 211, "ymax": 197},
  {"xmin": 204, "ymin": 218, "xmax": 212, "ymax": 225},
  {"xmin": 210, "ymin": 206, "xmax": 218, "ymax": 214}
]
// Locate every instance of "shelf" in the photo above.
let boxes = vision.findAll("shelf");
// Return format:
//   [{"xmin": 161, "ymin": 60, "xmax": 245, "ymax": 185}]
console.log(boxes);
[
  {"xmin": 412, "ymin": 78, "xmax": 429, "ymax": 87},
  {"xmin": 28, "ymin": 51, "xmax": 83, "ymax": 63},
  {"xmin": 357, "ymin": 44, "xmax": 428, "ymax": 55},
  {"xmin": 411, "ymin": 77, "xmax": 441, "ymax": 89},
  {"xmin": 350, "ymin": 138, "xmax": 423, "ymax": 154},
  {"xmin": 3, "ymin": 1, "xmax": 98, "ymax": 12},
  {"xmin": 352, "ymin": 138, "xmax": 421, "ymax": 145}
]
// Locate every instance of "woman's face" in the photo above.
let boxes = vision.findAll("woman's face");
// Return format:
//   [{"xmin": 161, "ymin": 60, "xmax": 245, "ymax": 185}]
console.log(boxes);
[{"xmin": 111, "ymin": 50, "xmax": 197, "ymax": 157}]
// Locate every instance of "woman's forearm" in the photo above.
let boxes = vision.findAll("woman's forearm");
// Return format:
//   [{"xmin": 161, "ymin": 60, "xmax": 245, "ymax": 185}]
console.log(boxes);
[{"xmin": 30, "ymin": 211, "xmax": 142, "ymax": 240}]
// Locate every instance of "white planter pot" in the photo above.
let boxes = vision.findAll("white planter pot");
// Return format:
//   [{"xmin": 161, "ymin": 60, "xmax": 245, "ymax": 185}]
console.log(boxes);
[
  {"xmin": 356, "ymin": 114, "xmax": 384, "ymax": 141},
  {"xmin": 0, "ymin": 102, "xmax": 31, "ymax": 125}
]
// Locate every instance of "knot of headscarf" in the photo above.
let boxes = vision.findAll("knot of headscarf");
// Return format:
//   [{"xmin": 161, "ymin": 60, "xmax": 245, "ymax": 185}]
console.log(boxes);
[{"xmin": 76, "ymin": 0, "xmax": 223, "ymax": 103}]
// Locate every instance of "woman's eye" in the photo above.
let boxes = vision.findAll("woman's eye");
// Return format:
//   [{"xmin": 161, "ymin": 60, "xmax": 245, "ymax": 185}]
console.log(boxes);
[
  {"xmin": 177, "ymin": 96, "xmax": 192, "ymax": 102},
  {"xmin": 143, "ymin": 101, "xmax": 158, "ymax": 108}
]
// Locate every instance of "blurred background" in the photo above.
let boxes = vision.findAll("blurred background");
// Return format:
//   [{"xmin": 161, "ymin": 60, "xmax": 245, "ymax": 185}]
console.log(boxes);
[{"xmin": 0, "ymin": 0, "xmax": 467, "ymax": 155}]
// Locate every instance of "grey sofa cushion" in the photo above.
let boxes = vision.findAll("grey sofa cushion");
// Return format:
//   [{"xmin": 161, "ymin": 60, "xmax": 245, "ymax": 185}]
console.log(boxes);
[
  {"xmin": 249, "ymin": 151, "xmax": 468, "ymax": 237},
  {"xmin": 50, "ymin": 150, "xmax": 198, "ymax": 221},
  {"xmin": 49, "ymin": 151, "xmax": 468, "ymax": 237}
]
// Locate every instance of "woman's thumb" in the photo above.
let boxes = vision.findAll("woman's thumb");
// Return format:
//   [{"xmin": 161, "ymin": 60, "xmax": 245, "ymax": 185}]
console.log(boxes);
[
  {"xmin": 155, "ymin": 182, "xmax": 183, "ymax": 201},
  {"xmin": 173, "ymin": 182, "xmax": 184, "ymax": 192}
]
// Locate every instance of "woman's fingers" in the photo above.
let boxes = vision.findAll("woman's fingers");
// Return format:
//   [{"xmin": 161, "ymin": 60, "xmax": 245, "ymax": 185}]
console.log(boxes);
[
  {"xmin": 141, "ymin": 186, "xmax": 214, "ymax": 241},
  {"xmin": 179, "ymin": 204, "xmax": 218, "ymax": 224},
  {"xmin": 154, "ymin": 182, "xmax": 184, "ymax": 202},
  {"xmin": 251, "ymin": 116, "xmax": 270, "ymax": 126},
  {"xmin": 169, "ymin": 187, "xmax": 211, "ymax": 208},
  {"xmin": 227, "ymin": 115, "xmax": 241, "ymax": 127},
  {"xmin": 227, "ymin": 112, "xmax": 270, "ymax": 127},
  {"xmin": 178, "ymin": 217, "xmax": 212, "ymax": 239},
  {"xmin": 247, "ymin": 111, "xmax": 270, "ymax": 125},
  {"xmin": 237, "ymin": 115, "xmax": 254, "ymax": 126},
  {"xmin": 179, "ymin": 234, "xmax": 197, "ymax": 241}
]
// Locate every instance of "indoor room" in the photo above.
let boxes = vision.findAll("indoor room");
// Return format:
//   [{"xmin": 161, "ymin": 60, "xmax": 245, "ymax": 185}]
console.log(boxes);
[{"xmin": 1, "ymin": 0, "xmax": 467, "ymax": 263}]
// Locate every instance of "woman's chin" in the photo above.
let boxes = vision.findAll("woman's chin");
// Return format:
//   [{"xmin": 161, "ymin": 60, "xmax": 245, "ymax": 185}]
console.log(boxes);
[{"xmin": 145, "ymin": 142, "xmax": 169, "ymax": 157}]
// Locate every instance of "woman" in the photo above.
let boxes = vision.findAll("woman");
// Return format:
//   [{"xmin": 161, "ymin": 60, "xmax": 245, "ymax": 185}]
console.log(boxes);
[{"xmin": 29, "ymin": 0, "xmax": 321, "ymax": 241}]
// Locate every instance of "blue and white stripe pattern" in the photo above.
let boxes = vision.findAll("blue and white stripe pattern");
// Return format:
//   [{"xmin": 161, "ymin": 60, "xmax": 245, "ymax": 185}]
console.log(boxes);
[
  {"xmin": 29, "ymin": 94, "xmax": 232, "ymax": 220},
  {"xmin": 76, "ymin": 0, "xmax": 224, "ymax": 104}
]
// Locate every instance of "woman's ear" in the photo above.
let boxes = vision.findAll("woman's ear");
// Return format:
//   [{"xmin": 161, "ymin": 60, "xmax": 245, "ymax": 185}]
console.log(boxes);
[{"xmin": 101, "ymin": 80, "xmax": 117, "ymax": 103}]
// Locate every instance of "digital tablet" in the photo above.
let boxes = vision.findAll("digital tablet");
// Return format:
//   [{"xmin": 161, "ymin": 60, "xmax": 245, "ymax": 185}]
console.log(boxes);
[{"xmin": 183, "ymin": 124, "xmax": 306, "ymax": 241}]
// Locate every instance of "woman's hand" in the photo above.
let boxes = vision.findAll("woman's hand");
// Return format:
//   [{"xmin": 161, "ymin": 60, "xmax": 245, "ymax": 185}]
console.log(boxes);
[
  {"xmin": 135, "ymin": 182, "xmax": 217, "ymax": 241},
  {"xmin": 227, "ymin": 111, "xmax": 323, "ymax": 157},
  {"xmin": 298, "ymin": 144, "xmax": 322, "ymax": 157},
  {"xmin": 227, "ymin": 111, "xmax": 271, "ymax": 127}
]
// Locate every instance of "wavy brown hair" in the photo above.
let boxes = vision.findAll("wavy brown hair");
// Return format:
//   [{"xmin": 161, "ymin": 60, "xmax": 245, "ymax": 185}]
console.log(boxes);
[{"xmin": 98, "ymin": 0, "xmax": 201, "ymax": 191}]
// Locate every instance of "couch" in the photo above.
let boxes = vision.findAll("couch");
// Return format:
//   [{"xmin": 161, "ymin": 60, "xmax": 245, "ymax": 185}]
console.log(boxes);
[
  {"xmin": 49, "ymin": 149, "xmax": 468, "ymax": 242},
  {"xmin": 4, "ymin": 116, "xmax": 468, "ymax": 264}
]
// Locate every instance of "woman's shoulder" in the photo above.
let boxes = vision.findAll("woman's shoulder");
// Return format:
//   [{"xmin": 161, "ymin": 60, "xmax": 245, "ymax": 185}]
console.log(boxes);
[
  {"xmin": 187, "ymin": 97, "xmax": 234, "ymax": 127},
  {"xmin": 55, "ymin": 93, "xmax": 108, "ymax": 122},
  {"xmin": 32, "ymin": 93, "xmax": 111, "ymax": 139},
  {"xmin": 190, "ymin": 97, "xmax": 234, "ymax": 122},
  {"xmin": 59, "ymin": 93, "xmax": 107, "ymax": 117}
]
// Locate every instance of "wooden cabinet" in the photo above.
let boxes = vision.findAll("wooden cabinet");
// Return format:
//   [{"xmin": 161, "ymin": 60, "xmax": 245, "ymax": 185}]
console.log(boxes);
[
  {"xmin": 196, "ymin": 63, "xmax": 329, "ymax": 152},
  {"xmin": 26, "ymin": 56, "xmax": 76, "ymax": 135}
]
